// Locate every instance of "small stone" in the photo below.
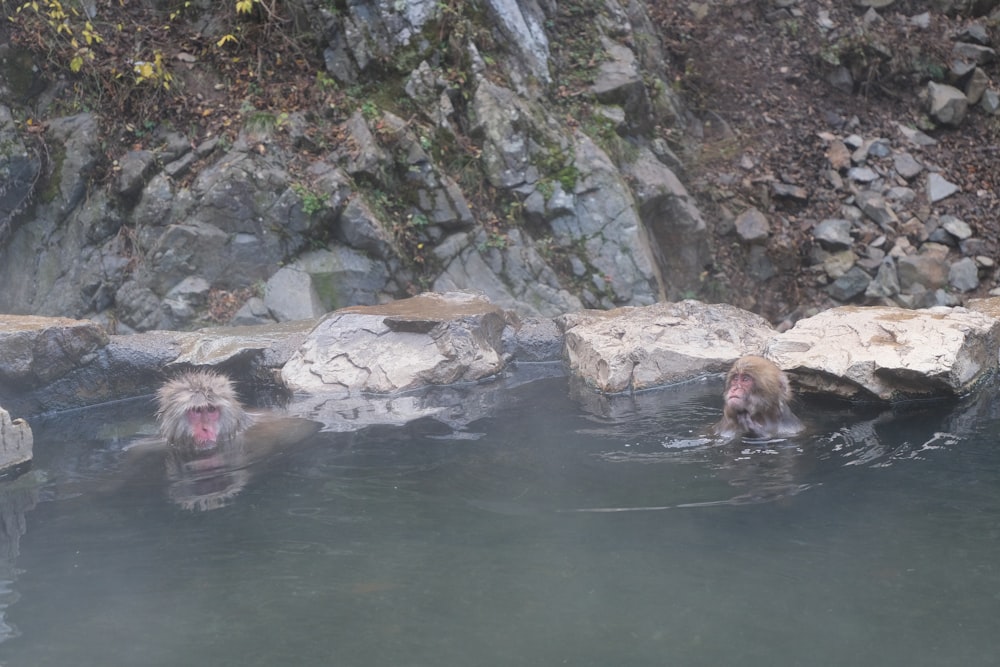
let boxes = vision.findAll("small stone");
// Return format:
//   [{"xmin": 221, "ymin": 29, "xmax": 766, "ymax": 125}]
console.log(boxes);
[
  {"xmin": 826, "ymin": 266, "xmax": 870, "ymax": 301},
  {"xmin": 980, "ymin": 89, "xmax": 1000, "ymax": 115},
  {"xmin": 909, "ymin": 12, "xmax": 930, "ymax": 29},
  {"xmin": 965, "ymin": 68, "xmax": 989, "ymax": 105},
  {"xmin": 894, "ymin": 122, "xmax": 937, "ymax": 147},
  {"xmin": 813, "ymin": 219, "xmax": 853, "ymax": 249},
  {"xmin": 927, "ymin": 173, "xmax": 960, "ymax": 202},
  {"xmin": 734, "ymin": 207, "xmax": 770, "ymax": 244},
  {"xmin": 823, "ymin": 250, "xmax": 857, "ymax": 279},
  {"xmin": 865, "ymin": 256, "xmax": 900, "ymax": 298},
  {"xmin": 885, "ymin": 186, "xmax": 916, "ymax": 203},
  {"xmin": 927, "ymin": 82, "xmax": 969, "ymax": 126},
  {"xmin": 855, "ymin": 190, "xmax": 899, "ymax": 228},
  {"xmin": 949, "ymin": 257, "xmax": 980, "ymax": 292},
  {"xmin": 843, "ymin": 134, "xmax": 864, "ymax": 149},
  {"xmin": 771, "ymin": 182, "xmax": 809, "ymax": 201},
  {"xmin": 952, "ymin": 42, "xmax": 997, "ymax": 65},
  {"xmin": 893, "ymin": 152, "xmax": 923, "ymax": 180},
  {"xmin": 867, "ymin": 139, "xmax": 892, "ymax": 158},
  {"xmin": 941, "ymin": 215, "xmax": 973, "ymax": 240},
  {"xmin": 848, "ymin": 166, "xmax": 879, "ymax": 182},
  {"xmin": 958, "ymin": 23, "xmax": 990, "ymax": 46}
]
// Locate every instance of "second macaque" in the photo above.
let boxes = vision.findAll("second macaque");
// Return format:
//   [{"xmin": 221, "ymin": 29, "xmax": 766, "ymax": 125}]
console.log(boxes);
[
  {"xmin": 130, "ymin": 370, "xmax": 321, "ymax": 511},
  {"xmin": 712, "ymin": 355, "xmax": 803, "ymax": 439}
]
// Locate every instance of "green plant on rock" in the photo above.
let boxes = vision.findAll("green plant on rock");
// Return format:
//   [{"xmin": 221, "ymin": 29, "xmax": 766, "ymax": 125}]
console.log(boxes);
[
  {"xmin": 360, "ymin": 100, "xmax": 380, "ymax": 120},
  {"xmin": 477, "ymin": 231, "xmax": 508, "ymax": 251},
  {"xmin": 537, "ymin": 145, "xmax": 579, "ymax": 193},
  {"xmin": 408, "ymin": 212, "xmax": 430, "ymax": 229},
  {"xmin": 292, "ymin": 183, "xmax": 328, "ymax": 216}
]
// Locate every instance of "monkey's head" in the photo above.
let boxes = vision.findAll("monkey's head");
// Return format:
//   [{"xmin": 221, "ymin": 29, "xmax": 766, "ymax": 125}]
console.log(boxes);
[
  {"xmin": 156, "ymin": 371, "xmax": 253, "ymax": 450},
  {"xmin": 723, "ymin": 355, "xmax": 790, "ymax": 415}
]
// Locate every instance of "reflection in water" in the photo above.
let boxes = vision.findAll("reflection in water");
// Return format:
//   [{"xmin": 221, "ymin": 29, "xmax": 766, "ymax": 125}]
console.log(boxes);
[
  {"xmin": 0, "ymin": 475, "xmax": 40, "ymax": 643},
  {"xmin": 1, "ymin": 377, "xmax": 999, "ymax": 667},
  {"xmin": 163, "ymin": 440, "xmax": 253, "ymax": 512}
]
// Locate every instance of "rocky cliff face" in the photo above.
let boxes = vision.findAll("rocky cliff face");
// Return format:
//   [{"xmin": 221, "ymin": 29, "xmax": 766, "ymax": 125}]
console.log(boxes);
[
  {"xmin": 0, "ymin": 0, "xmax": 709, "ymax": 331},
  {"xmin": 1, "ymin": 0, "xmax": 998, "ymax": 330}
]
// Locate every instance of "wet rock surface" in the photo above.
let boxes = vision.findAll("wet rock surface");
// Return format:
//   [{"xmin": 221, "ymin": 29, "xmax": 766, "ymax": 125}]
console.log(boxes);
[{"xmin": 4, "ymin": 294, "xmax": 1000, "ymax": 437}]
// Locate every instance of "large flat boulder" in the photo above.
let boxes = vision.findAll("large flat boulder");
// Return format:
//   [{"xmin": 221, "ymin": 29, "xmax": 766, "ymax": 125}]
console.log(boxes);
[
  {"xmin": 0, "ymin": 315, "xmax": 108, "ymax": 388},
  {"xmin": 282, "ymin": 291, "xmax": 508, "ymax": 393},
  {"xmin": 561, "ymin": 300, "xmax": 777, "ymax": 393},
  {"xmin": 767, "ymin": 305, "xmax": 1000, "ymax": 400}
]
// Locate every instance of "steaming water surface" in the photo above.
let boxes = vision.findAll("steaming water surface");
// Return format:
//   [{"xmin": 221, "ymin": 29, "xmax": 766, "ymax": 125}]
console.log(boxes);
[{"xmin": 1, "ymin": 376, "xmax": 998, "ymax": 667}]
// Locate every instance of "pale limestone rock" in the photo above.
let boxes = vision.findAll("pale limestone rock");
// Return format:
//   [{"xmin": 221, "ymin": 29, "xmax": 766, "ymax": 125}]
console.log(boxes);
[
  {"xmin": 560, "ymin": 300, "xmax": 776, "ymax": 393},
  {"xmin": 282, "ymin": 291, "xmax": 506, "ymax": 393},
  {"xmin": 0, "ymin": 408, "xmax": 32, "ymax": 474},
  {"xmin": 767, "ymin": 306, "xmax": 999, "ymax": 400}
]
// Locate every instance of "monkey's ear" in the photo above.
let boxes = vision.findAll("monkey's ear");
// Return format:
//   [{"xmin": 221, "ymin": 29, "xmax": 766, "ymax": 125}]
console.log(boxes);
[{"xmin": 777, "ymin": 371, "xmax": 792, "ymax": 400}]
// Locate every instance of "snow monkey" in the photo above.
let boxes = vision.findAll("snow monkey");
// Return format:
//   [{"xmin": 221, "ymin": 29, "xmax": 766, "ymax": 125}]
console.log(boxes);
[
  {"xmin": 712, "ymin": 355, "xmax": 804, "ymax": 439},
  {"xmin": 150, "ymin": 370, "xmax": 320, "ymax": 510},
  {"xmin": 156, "ymin": 370, "xmax": 253, "ymax": 450}
]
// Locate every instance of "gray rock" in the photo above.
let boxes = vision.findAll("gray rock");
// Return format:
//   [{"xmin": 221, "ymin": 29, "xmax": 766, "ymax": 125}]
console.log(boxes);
[
  {"xmin": 927, "ymin": 173, "xmax": 960, "ymax": 202},
  {"xmin": 855, "ymin": 190, "xmax": 899, "ymax": 228},
  {"xmin": 484, "ymin": 0, "xmax": 551, "ymax": 86},
  {"xmin": 622, "ymin": 146, "xmax": 710, "ymax": 298},
  {"xmin": 885, "ymin": 186, "xmax": 916, "ymax": 203},
  {"xmin": 115, "ymin": 149, "xmax": 157, "ymax": 198},
  {"xmin": 230, "ymin": 297, "xmax": 274, "ymax": 326},
  {"xmin": 502, "ymin": 316, "xmax": 563, "ymax": 362},
  {"xmin": 434, "ymin": 228, "xmax": 584, "ymax": 317},
  {"xmin": 293, "ymin": 247, "xmax": 391, "ymax": 311},
  {"xmin": 592, "ymin": 37, "xmax": 650, "ymax": 132},
  {"xmin": 958, "ymin": 23, "xmax": 990, "ymax": 46},
  {"xmin": 952, "ymin": 42, "xmax": 996, "ymax": 65},
  {"xmin": 927, "ymin": 82, "xmax": 969, "ymax": 126},
  {"xmin": 826, "ymin": 266, "xmax": 871, "ymax": 301},
  {"xmin": 865, "ymin": 256, "xmax": 900, "ymax": 298},
  {"xmin": 892, "ymin": 152, "xmax": 923, "ymax": 180},
  {"xmin": 813, "ymin": 218, "xmax": 853, "ymax": 249},
  {"xmin": 0, "ymin": 315, "xmax": 108, "ymax": 387},
  {"xmin": 847, "ymin": 166, "xmax": 879, "ymax": 183},
  {"xmin": 941, "ymin": 215, "xmax": 973, "ymax": 240},
  {"xmin": 771, "ymin": 182, "xmax": 809, "ymax": 201},
  {"xmin": 894, "ymin": 122, "xmax": 937, "ymax": 147},
  {"xmin": 734, "ymin": 207, "xmax": 770, "ymax": 244},
  {"xmin": 823, "ymin": 250, "xmax": 857, "ymax": 279},
  {"xmin": 949, "ymin": 257, "xmax": 980, "ymax": 292},
  {"xmin": 264, "ymin": 267, "xmax": 326, "ymax": 322},
  {"xmin": 747, "ymin": 245, "xmax": 777, "ymax": 282},
  {"xmin": 980, "ymin": 89, "xmax": 1000, "ymax": 115},
  {"xmin": 965, "ymin": 67, "xmax": 989, "ymax": 105}
]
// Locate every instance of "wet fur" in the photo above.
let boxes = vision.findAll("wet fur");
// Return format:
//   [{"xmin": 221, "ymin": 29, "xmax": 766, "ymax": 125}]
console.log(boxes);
[
  {"xmin": 713, "ymin": 355, "xmax": 803, "ymax": 439},
  {"xmin": 156, "ymin": 371, "xmax": 254, "ymax": 447}
]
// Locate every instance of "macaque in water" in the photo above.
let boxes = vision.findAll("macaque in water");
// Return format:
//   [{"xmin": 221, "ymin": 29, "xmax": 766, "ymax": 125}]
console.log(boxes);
[
  {"xmin": 135, "ymin": 370, "xmax": 320, "ymax": 511},
  {"xmin": 712, "ymin": 355, "xmax": 803, "ymax": 439},
  {"xmin": 156, "ymin": 370, "xmax": 254, "ymax": 450}
]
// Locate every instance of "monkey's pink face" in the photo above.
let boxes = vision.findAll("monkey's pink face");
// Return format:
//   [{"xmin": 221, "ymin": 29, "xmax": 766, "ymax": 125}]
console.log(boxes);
[
  {"xmin": 186, "ymin": 405, "xmax": 221, "ymax": 449},
  {"xmin": 726, "ymin": 372, "xmax": 754, "ymax": 410}
]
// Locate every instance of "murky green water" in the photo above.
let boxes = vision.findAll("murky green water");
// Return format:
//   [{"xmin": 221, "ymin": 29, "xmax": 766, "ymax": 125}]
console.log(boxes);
[{"xmin": 0, "ymin": 376, "xmax": 998, "ymax": 667}]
